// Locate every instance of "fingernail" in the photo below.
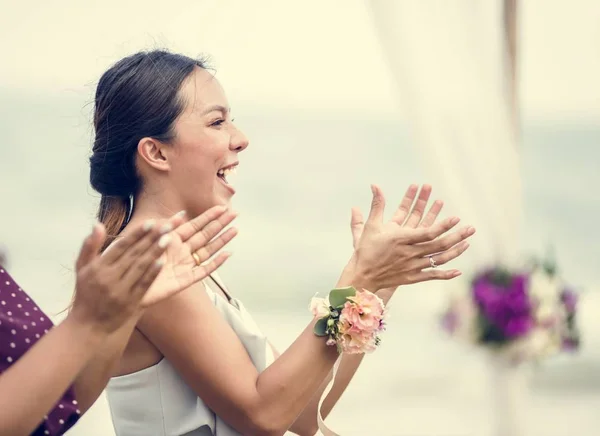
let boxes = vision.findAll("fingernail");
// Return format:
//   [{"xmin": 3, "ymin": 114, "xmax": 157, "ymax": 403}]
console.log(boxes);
[
  {"xmin": 370, "ymin": 184, "xmax": 376, "ymax": 195},
  {"xmin": 159, "ymin": 223, "xmax": 173, "ymax": 234},
  {"xmin": 450, "ymin": 217, "xmax": 460, "ymax": 225},
  {"xmin": 175, "ymin": 210, "xmax": 186, "ymax": 218},
  {"xmin": 143, "ymin": 220, "xmax": 155, "ymax": 231},
  {"xmin": 158, "ymin": 234, "xmax": 172, "ymax": 248},
  {"xmin": 452, "ymin": 270, "xmax": 462, "ymax": 278},
  {"xmin": 155, "ymin": 258, "xmax": 166, "ymax": 267}
]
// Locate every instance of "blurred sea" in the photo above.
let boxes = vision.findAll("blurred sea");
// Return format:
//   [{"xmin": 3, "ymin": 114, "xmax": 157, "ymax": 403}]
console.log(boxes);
[{"xmin": 1, "ymin": 89, "xmax": 599, "ymax": 435}]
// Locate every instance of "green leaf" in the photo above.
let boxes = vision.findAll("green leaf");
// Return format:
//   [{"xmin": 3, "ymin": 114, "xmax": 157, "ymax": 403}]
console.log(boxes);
[
  {"xmin": 314, "ymin": 318, "xmax": 329, "ymax": 336},
  {"xmin": 329, "ymin": 286, "xmax": 356, "ymax": 308}
]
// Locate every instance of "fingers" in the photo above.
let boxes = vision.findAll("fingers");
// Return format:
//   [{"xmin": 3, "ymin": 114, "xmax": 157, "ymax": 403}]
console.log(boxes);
[
  {"xmin": 404, "ymin": 184, "xmax": 432, "ymax": 228},
  {"xmin": 416, "ymin": 226, "xmax": 476, "ymax": 257},
  {"xmin": 415, "ymin": 240, "xmax": 471, "ymax": 271},
  {"xmin": 408, "ymin": 268, "xmax": 463, "ymax": 283},
  {"xmin": 401, "ymin": 216, "xmax": 462, "ymax": 244},
  {"xmin": 102, "ymin": 210, "xmax": 185, "ymax": 267},
  {"xmin": 115, "ymin": 221, "xmax": 173, "ymax": 280},
  {"xmin": 175, "ymin": 205, "xmax": 228, "ymax": 242},
  {"xmin": 350, "ymin": 207, "xmax": 364, "ymax": 248},
  {"xmin": 101, "ymin": 219, "xmax": 157, "ymax": 264},
  {"xmin": 419, "ymin": 200, "xmax": 444, "ymax": 228},
  {"xmin": 390, "ymin": 184, "xmax": 419, "ymax": 225},
  {"xmin": 75, "ymin": 223, "xmax": 107, "ymax": 271},
  {"xmin": 123, "ymin": 231, "xmax": 171, "ymax": 293},
  {"xmin": 365, "ymin": 184, "xmax": 386, "ymax": 227},
  {"xmin": 190, "ymin": 251, "xmax": 232, "ymax": 284},
  {"xmin": 191, "ymin": 227, "xmax": 238, "ymax": 265},
  {"xmin": 186, "ymin": 210, "xmax": 238, "ymax": 253},
  {"xmin": 129, "ymin": 254, "xmax": 166, "ymax": 300}
]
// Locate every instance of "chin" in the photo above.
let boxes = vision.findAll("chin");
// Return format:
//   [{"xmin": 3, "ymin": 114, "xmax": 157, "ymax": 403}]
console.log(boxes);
[
  {"xmin": 215, "ymin": 197, "xmax": 232, "ymax": 207},
  {"xmin": 210, "ymin": 194, "xmax": 234, "ymax": 209}
]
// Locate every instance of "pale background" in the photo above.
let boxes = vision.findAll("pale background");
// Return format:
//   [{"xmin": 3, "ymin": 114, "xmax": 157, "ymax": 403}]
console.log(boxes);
[{"xmin": 1, "ymin": 1, "xmax": 599, "ymax": 435}]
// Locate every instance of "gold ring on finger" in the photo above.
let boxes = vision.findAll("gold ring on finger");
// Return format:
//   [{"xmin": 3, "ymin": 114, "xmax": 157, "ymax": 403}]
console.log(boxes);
[{"xmin": 192, "ymin": 251, "xmax": 202, "ymax": 267}]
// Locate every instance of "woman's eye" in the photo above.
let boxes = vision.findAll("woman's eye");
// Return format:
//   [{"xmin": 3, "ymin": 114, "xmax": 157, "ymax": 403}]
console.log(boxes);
[{"xmin": 211, "ymin": 119, "xmax": 225, "ymax": 127}]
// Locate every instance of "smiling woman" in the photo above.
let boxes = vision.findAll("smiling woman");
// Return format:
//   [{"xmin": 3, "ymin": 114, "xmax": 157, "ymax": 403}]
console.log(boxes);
[
  {"xmin": 90, "ymin": 53, "xmax": 248, "ymax": 251},
  {"xmin": 89, "ymin": 49, "xmax": 475, "ymax": 436}
]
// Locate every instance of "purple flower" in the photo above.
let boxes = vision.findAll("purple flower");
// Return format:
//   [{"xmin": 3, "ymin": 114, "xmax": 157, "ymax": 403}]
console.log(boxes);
[
  {"xmin": 562, "ymin": 337, "xmax": 579, "ymax": 352},
  {"xmin": 472, "ymin": 271, "xmax": 533, "ymax": 339},
  {"xmin": 441, "ymin": 310, "xmax": 459, "ymax": 334},
  {"xmin": 561, "ymin": 288, "xmax": 578, "ymax": 314}
]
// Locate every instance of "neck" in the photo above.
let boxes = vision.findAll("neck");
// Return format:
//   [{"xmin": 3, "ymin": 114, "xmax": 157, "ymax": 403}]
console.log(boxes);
[{"xmin": 127, "ymin": 190, "xmax": 186, "ymax": 229}]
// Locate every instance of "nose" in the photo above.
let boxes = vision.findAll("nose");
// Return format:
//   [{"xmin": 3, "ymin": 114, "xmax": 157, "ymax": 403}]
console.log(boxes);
[{"xmin": 230, "ymin": 126, "xmax": 249, "ymax": 153}]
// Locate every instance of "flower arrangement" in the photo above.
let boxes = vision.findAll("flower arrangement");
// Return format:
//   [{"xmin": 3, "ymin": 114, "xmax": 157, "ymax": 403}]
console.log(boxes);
[
  {"xmin": 310, "ymin": 286, "xmax": 387, "ymax": 354},
  {"xmin": 441, "ymin": 259, "xmax": 580, "ymax": 362}
]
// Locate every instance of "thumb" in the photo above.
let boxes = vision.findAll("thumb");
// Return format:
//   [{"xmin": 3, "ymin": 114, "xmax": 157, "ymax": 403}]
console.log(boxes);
[
  {"xmin": 365, "ymin": 184, "xmax": 385, "ymax": 227},
  {"xmin": 75, "ymin": 223, "xmax": 106, "ymax": 271},
  {"xmin": 350, "ymin": 207, "xmax": 364, "ymax": 248}
]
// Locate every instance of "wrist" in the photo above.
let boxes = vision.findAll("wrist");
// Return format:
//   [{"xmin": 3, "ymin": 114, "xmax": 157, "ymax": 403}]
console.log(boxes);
[
  {"xmin": 311, "ymin": 286, "xmax": 387, "ymax": 354},
  {"xmin": 338, "ymin": 254, "xmax": 376, "ymax": 291},
  {"xmin": 68, "ymin": 304, "xmax": 143, "ymax": 338},
  {"xmin": 375, "ymin": 287, "xmax": 398, "ymax": 305},
  {"xmin": 63, "ymin": 311, "xmax": 110, "ymax": 348}
]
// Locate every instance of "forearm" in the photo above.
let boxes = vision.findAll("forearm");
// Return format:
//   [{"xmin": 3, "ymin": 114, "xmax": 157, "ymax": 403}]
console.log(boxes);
[
  {"xmin": 0, "ymin": 315, "xmax": 106, "ymax": 436},
  {"xmin": 252, "ymin": 318, "xmax": 339, "ymax": 434},
  {"xmin": 72, "ymin": 314, "xmax": 140, "ymax": 413},
  {"xmin": 247, "ymin": 269, "xmax": 366, "ymax": 434},
  {"xmin": 289, "ymin": 353, "xmax": 363, "ymax": 435},
  {"xmin": 290, "ymin": 287, "xmax": 396, "ymax": 435}
]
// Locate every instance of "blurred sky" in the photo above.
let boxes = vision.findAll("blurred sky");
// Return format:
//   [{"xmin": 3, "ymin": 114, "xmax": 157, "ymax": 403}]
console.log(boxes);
[{"xmin": 0, "ymin": 0, "xmax": 599, "ymax": 122}]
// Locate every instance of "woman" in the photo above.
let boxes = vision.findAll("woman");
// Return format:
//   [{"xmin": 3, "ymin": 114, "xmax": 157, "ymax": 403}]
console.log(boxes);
[
  {"xmin": 0, "ymin": 206, "xmax": 237, "ymax": 436},
  {"xmin": 92, "ymin": 50, "xmax": 476, "ymax": 435}
]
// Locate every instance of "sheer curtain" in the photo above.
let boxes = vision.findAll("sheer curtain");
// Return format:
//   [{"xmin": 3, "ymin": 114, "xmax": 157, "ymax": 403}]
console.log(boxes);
[{"xmin": 366, "ymin": 0, "xmax": 522, "ymax": 269}]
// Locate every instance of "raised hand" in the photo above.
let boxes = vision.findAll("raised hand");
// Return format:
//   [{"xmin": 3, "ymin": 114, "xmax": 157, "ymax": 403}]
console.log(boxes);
[
  {"xmin": 350, "ymin": 184, "xmax": 443, "ymax": 249},
  {"xmin": 349, "ymin": 184, "xmax": 475, "ymax": 291},
  {"xmin": 70, "ymin": 206, "xmax": 237, "ymax": 333},
  {"xmin": 142, "ymin": 205, "xmax": 237, "ymax": 306}
]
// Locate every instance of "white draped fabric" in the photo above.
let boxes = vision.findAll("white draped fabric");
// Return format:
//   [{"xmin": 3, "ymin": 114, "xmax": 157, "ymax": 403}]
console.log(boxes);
[
  {"xmin": 364, "ymin": 4, "xmax": 527, "ymax": 435},
  {"xmin": 366, "ymin": 0, "xmax": 522, "ymax": 268}
]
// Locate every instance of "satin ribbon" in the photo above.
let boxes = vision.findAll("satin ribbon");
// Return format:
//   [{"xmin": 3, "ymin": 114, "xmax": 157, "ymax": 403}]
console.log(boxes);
[{"xmin": 315, "ymin": 356, "xmax": 342, "ymax": 436}]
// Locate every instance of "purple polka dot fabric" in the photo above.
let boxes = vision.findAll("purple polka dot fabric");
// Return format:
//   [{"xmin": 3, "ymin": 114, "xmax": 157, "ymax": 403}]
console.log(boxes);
[{"xmin": 0, "ymin": 268, "xmax": 80, "ymax": 435}]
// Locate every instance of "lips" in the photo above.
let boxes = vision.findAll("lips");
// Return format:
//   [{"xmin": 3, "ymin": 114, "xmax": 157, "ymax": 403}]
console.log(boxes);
[
  {"xmin": 216, "ymin": 162, "xmax": 238, "ymax": 194},
  {"xmin": 216, "ymin": 163, "xmax": 237, "ymax": 184}
]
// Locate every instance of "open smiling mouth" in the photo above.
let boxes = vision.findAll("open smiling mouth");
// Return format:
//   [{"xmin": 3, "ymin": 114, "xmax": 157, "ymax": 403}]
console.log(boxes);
[{"xmin": 216, "ymin": 163, "xmax": 238, "ymax": 186}]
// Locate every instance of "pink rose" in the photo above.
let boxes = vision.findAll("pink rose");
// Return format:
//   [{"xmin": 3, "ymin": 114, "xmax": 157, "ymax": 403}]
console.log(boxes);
[
  {"xmin": 340, "ymin": 290, "xmax": 385, "ymax": 332},
  {"xmin": 339, "ymin": 331, "xmax": 378, "ymax": 354},
  {"xmin": 335, "ymin": 290, "xmax": 386, "ymax": 354}
]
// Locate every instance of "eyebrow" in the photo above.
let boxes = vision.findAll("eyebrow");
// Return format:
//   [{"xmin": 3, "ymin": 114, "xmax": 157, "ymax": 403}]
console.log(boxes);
[{"xmin": 200, "ymin": 105, "xmax": 230, "ymax": 116}]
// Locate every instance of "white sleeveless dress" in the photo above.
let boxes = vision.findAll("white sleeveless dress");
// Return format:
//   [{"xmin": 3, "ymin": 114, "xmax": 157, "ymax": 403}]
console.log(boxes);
[{"xmin": 106, "ymin": 275, "xmax": 275, "ymax": 436}]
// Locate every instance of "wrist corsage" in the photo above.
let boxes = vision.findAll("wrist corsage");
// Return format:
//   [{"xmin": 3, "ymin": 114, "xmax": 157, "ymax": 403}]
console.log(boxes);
[{"xmin": 310, "ymin": 286, "xmax": 387, "ymax": 354}]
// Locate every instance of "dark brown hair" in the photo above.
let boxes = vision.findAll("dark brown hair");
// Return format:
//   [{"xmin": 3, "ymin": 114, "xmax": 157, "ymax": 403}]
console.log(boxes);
[{"xmin": 90, "ymin": 50, "xmax": 207, "ymax": 250}]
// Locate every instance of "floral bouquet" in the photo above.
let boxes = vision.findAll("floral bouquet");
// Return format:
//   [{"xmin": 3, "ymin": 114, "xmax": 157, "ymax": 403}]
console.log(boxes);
[
  {"xmin": 310, "ymin": 287, "xmax": 387, "ymax": 354},
  {"xmin": 441, "ymin": 259, "xmax": 580, "ymax": 362}
]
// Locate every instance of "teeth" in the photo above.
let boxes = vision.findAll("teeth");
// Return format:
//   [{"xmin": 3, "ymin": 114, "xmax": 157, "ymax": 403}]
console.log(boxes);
[
  {"xmin": 223, "ymin": 167, "xmax": 236, "ymax": 177},
  {"xmin": 217, "ymin": 166, "xmax": 237, "ymax": 184}
]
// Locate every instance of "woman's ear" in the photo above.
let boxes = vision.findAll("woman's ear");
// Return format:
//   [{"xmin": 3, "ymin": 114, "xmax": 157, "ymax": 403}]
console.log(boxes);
[{"xmin": 137, "ymin": 137, "xmax": 171, "ymax": 172}]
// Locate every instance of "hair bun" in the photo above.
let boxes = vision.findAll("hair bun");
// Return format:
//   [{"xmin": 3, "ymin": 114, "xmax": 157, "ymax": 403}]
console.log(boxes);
[{"xmin": 89, "ymin": 151, "xmax": 137, "ymax": 197}]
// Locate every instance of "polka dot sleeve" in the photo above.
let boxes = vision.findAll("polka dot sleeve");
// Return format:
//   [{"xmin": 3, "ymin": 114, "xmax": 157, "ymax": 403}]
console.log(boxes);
[{"xmin": 0, "ymin": 269, "xmax": 81, "ymax": 435}]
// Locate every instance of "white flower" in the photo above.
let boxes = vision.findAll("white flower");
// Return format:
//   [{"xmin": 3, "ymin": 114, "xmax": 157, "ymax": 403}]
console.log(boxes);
[
  {"xmin": 528, "ymin": 269, "xmax": 562, "ymax": 304},
  {"xmin": 528, "ymin": 327, "xmax": 561, "ymax": 359},
  {"xmin": 535, "ymin": 303, "xmax": 557, "ymax": 324},
  {"xmin": 309, "ymin": 295, "xmax": 330, "ymax": 318}
]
